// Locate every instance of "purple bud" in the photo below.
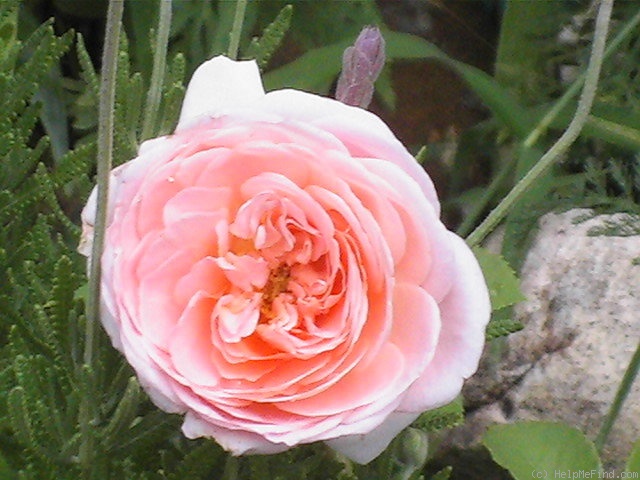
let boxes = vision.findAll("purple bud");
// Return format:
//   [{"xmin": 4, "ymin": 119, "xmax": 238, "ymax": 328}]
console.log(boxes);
[{"xmin": 336, "ymin": 26, "xmax": 386, "ymax": 109}]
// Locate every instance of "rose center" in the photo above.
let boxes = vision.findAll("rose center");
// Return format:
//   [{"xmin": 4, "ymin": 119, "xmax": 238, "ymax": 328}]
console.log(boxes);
[{"xmin": 260, "ymin": 264, "xmax": 291, "ymax": 320}]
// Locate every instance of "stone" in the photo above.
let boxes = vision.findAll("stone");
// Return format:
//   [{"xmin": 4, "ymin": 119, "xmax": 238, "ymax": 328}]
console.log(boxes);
[{"xmin": 443, "ymin": 209, "xmax": 640, "ymax": 469}]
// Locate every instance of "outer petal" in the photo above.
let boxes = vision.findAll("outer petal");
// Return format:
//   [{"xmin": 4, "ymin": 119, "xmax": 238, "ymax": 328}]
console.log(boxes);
[
  {"xmin": 177, "ymin": 56, "xmax": 266, "ymax": 130},
  {"xmin": 400, "ymin": 233, "xmax": 490, "ymax": 412},
  {"xmin": 256, "ymin": 89, "xmax": 440, "ymax": 215},
  {"xmin": 182, "ymin": 412, "xmax": 290, "ymax": 456},
  {"xmin": 325, "ymin": 411, "xmax": 418, "ymax": 464}
]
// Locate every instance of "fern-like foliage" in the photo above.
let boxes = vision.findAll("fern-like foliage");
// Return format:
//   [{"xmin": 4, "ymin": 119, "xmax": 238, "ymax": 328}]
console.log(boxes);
[
  {"xmin": 246, "ymin": 4, "xmax": 293, "ymax": 69},
  {"xmin": 0, "ymin": 3, "xmax": 189, "ymax": 478}
]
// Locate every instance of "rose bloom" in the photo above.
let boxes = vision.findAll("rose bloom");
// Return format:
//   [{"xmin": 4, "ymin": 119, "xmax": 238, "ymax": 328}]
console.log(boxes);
[{"xmin": 79, "ymin": 56, "xmax": 490, "ymax": 463}]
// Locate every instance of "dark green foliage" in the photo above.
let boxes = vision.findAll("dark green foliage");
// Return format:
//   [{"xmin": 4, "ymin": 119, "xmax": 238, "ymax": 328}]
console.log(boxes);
[
  {"xmin": 0, "ymin": 3, "xmax": 188, "ymax": 478},
  {"xmin": 261, "ymin": 0, "xmax": 382, "ymax": 50},
  {"xmin": 170, "ymin": 0, "xmax": 260, "ymax": 75}
]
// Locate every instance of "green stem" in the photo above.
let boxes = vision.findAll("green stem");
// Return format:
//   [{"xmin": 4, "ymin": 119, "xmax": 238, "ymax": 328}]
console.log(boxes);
[
  {"xmin": 141, "ymin": 0, "xmax": 172, "ymax": 140},
  {"xmin": 227, "ymin": 0, "xmax": 248, "ymax": 60},
  {"xmin": 81, "ymin": 0, "xmax": 123, "ymax": 477},
  {"xmin": 524, "ymin": 5, "xmax": 640, "ymax": 149},
  {"xmin": 456, "ymin": 158, "xmax": 515, "ymax": 238},
  {"xmin": 595, "ymin": 340, "xmax": 640, "ymax": 453},
  {"xmin": 465, "ymin": 0, "xmax": 614, "ymax": 248}
]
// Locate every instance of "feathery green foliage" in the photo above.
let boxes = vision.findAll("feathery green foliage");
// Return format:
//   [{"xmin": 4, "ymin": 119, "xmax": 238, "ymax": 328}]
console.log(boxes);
[
  {"xmin": 0, "ymin": 3, "xmax": 190, "ymax": 478},
  {"xmin": 246, "ymin": 4, "xmax": 293, "ymax": 69}
]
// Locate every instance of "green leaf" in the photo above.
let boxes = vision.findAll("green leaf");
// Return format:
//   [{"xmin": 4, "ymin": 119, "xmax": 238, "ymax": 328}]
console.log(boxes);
[
  {"xmin": 626, "ymin": 438, "xmax": 640, "ymax": 474},
  {"xmin": 412, "ymin": 397, "xmax": 463, "ymax": 433},
  {"xmin": 102, "ymin": 377, "xmax": 143, "ymax": 448},
  {"xmin": 472, "ymin": 246, "xmax": 526, "ymax": 311},
  {"xmin": 33, "ymin": 65, "xmax": 69, "ymax": 160},
  {"xmin": 484, "ymin": 422, "xmax": 601, "ymax": 480},
  {"xmin": 485, "ymin": 312, "xmax": 523, "ymax": 341},
  {"xmin": 583, "ymin": 115, "xmax": 640, "ymax": 151},
  {"xmin": 544, "ymin": 101, "xmax": 640, "ymax": 151}
]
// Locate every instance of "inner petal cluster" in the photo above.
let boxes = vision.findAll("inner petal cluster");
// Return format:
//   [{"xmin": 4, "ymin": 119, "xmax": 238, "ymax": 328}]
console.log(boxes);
[
  {"xmin": 211, "ymin": 183, "xmax": 347, "ymax": 352},
  {"xmin": 110, "ymin": 122, "xmax": 420, "ymax": 445}
]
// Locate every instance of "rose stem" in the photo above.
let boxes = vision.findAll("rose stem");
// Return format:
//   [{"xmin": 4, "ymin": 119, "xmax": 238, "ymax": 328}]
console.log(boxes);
[
  {"xmin": 227, "ymin": 0, "xmax": 248, "ymax": 60},
  {"xmin": 80, "ymin": 0, "xmax": 123, "ymax": 477},
  {"xmin": 457, "ymin": 5, "xmax": 640, "ymax": 239},
  {"xmin": 596, "ymin": 341, "xmax": 640, "ymax": 453},
  {"xmin": 141, "ymin": 0, "xmax": 172, "ymax": 141},
  {"xmin": 465, "ymin": 0, "xmax": 614, "ymax": 249}
]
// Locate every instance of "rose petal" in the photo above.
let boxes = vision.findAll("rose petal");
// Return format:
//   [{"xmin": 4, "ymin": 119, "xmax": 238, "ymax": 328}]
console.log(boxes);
[
  {"xmin": 400, "ymin": 233, "xmax": 490, "ymax": 412},
  {"xmin": 177, "ymin": 56, "xmax": 266, "ymax": 130},
  {"xmin": 325, "ymin": 411, "xmax": 418, "ymax": 464},
  {"xmin": 182, "ymin": 412, "xmax": 290, "ymax": 455},
  {"xmin": 276, "ymin": 343, "xmax": 404, "ymax": 416},
  {"xmin": 169, "ymin": 294, "xmax": 220, "ymax": 386},
  {"xmin": 256, "ymin": 89, "xmax": 440, "ymax": 214}
]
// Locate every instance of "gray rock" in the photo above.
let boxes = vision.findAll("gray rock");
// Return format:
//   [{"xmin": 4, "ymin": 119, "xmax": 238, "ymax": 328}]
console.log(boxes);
[{"xmin": 444, "ymin": 209, "xmax": 640, "ymax": 468}]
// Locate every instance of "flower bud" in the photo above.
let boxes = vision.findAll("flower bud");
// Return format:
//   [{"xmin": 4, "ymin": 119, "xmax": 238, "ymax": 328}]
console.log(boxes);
[
  {"xmin": 395, "ymin": 427, "xmax": 430, "ymax": 472},
  {"xmin": 336, "ymin": 26, "xmax": 386, "ymax": 108}
]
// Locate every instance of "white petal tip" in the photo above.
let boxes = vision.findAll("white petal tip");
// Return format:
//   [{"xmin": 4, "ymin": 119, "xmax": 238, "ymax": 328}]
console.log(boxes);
[{"xmin": 177, "ymin": 56, "xmax": 266, "ymax": 130}]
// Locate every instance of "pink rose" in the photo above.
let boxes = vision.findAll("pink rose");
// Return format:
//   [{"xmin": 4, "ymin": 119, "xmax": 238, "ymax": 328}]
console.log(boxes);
[{"xmin": 79, "ymin": 56, "xmax": 490, "ymax": 463}]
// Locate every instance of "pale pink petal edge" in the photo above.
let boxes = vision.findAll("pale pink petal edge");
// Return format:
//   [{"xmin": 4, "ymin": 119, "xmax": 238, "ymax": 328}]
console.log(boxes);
[
  {"xmin": 400, "ymin": 233, "xmax": 490, "ymax": 412},
  {"xmin": 325, "ymin": 411, "xmax": 419, "ymax": 464}
]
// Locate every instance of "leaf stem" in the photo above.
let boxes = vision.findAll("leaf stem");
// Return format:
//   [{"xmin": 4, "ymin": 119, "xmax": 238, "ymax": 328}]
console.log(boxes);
[
  {"xmin": 141, "ymin": 0, "xmax": 172, "ymax": 140},
  {"xmin": 456, "ymin": 157, "xmax": 515, "ymax": 238},
  {"xmin": 595, "ymin": 340, "xmax": 640, "ymax": 453},
  {"xmin": 81, "ymin": 0, "xmax": 123, "ymax": 477},
  {"xmin": 465, "ymin": 0, "xmax": 615, "ymax": 248},
  {"xmin": 227, "ymin": 0, "xmax": 248, "ymax": 60}
]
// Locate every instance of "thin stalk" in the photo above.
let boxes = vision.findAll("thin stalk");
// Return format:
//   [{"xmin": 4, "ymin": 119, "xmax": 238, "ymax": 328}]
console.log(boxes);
[
  {"xmin": 456, "ymin": 158, "xmax": 515, "ymax": 238},
  {"xmin": 524, "ymin": 6, "xmax": 640, "ymax": 148},
  {"xmin": 227, "ymin": 0, "xmax": 248, "ymax": 60},
  {"xmin": 595, "ymin": 340, "xmax": 640, "ymax": 453},
  {"xmin": 141, "ymin": 0, "xmax": 172, "ymax": 140},
  {"xmin": 80, "ymin": 0, "xmax": 123, "ymax": 477},
  {"xmin": 466, "ymin": 0, "xmax": 615, "ymax": 248}
]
